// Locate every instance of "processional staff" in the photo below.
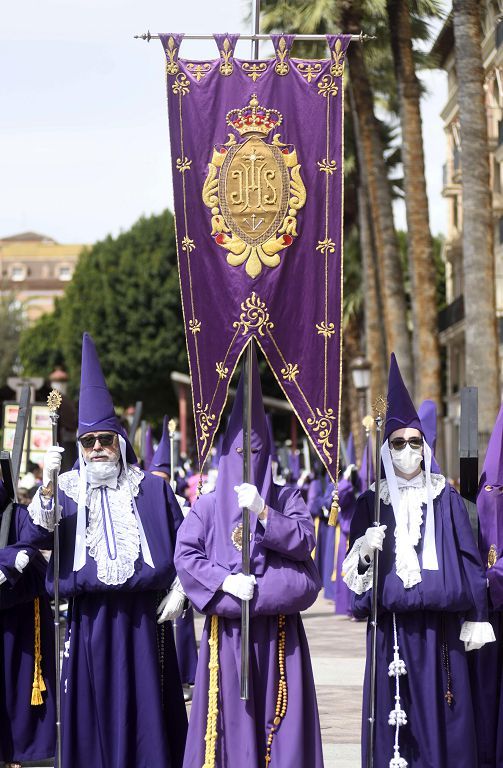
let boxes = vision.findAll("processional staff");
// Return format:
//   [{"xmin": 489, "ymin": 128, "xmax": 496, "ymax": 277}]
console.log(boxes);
[
  {"xmin": 47, "ymin": 389, "xmax": 63, "ymax": 768},
  {"xmin": 367, "ymin": 396, "xmax": 387, "ymax": 768}
]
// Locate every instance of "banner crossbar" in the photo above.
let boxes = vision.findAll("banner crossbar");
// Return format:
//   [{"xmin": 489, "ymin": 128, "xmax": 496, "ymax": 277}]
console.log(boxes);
[{"xmin": 135, "ymin": 31, "xmax": 374, "ymax": 43}]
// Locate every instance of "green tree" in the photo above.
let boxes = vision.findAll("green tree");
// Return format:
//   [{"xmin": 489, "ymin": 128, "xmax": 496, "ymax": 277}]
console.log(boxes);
[
  {"xmin": 19, "ymin": 299, "xmax": 65, "ymax": 378},
  {"xmin": 20, "ymin": 210, "xmax": 187, "ymax": 420},
  {"xmin": 0, "ymin": 293, "xmax": 24, "ymax": 386}
]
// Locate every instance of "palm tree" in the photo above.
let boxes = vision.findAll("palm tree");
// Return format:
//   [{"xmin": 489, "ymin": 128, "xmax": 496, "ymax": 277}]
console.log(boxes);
[
  {"xmin": 260, "ymin": 0, "xmax": 415, "ymax": 393},
  {"xmin": 452, "ymin": 0, "xmax": 500, "ymax": 439},
  {"xmin": 387, "ymin": 0, "xmax": 442, "ymax": 404}
]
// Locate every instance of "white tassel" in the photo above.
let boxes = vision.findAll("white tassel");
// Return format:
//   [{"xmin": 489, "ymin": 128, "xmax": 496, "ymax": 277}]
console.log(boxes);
[{"xmin": 390, "ymin": 753, "xmax": 408, "ymax": 768}]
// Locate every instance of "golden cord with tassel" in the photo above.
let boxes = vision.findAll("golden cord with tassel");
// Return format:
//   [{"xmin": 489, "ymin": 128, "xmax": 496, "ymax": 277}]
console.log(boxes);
[
  {"xmin": 264, "ymin": 614, "xmax": 287, "ymax": 766},
  {"xmin": 31, "ymin": 597, "xmax": 46, "ymax": 706},
  {"xmin": 202, "ymin": 615, "xmax": 219, "ymax": 768}
]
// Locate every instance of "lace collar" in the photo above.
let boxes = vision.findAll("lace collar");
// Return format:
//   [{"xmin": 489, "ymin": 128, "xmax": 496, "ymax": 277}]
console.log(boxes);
[
  {"xmin": 59, "ymin": 465, "xmax": 144, "ymax": 586},
  {"xmin": 373, "ymin": 472, "xmax": 445, "ymax": 506}
]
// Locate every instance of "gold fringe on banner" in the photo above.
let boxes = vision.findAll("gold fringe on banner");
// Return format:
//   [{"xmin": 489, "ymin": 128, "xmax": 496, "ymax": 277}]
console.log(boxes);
[
  {"xmin": 202, "ymin": 615, "xmax": 219, "ymax": 768},
  {"xmin": 31, "ymin": 597, "xmax": 46, "ymax": 706},
  {"xmin": 328, "ymin": 485, "xmax": 339, "ymax": 527},
  {"xmin": 264, "ymin": 614, "xmax": 287, "ymax": 766}
]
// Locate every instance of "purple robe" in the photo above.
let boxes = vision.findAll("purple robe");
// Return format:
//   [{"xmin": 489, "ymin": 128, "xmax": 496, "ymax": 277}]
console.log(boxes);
[
  {"xmin": 17, "ymin": 469, "xmax": 187, "ymax": 768},
  {"xmin": 310, "ymin": 479, "xmax": 336, "ymax": 602},
  {"xmin": 349, "ymin": 483, "xmax": 489, "ymax": 768},
  {"xmin": 175, "ymin": 487, "xmax": 323, "ymax": 768},
  {"xmin": 468, "ymin": 403, "xmax": 503, "ymax": 767},
  {"xmin": 0, "ymin": 504, "xmax": 56, "ymax": 763},
  {"xmin": 333, "ymin": 478, "xmax": 356, "ymax": 616},
  {"xmin": 174, "ymin": 606, "xmax": 198, "ymax": 686}
]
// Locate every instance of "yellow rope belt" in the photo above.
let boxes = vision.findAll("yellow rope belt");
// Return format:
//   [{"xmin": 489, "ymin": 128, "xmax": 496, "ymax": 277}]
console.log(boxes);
[
  {"xmin": 31, "ymin": 597, "xmax": 46, "ymax": 706},
  {"xmin": 202, "ymin": 614, "xmax": 219, "ymax": 768}
]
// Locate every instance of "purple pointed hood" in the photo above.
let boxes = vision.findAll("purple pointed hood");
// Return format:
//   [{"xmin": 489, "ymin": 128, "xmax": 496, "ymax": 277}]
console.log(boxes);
[
  {"xmin": 266, "ymin": 414, "xmax": 279, "ymax": 463},
  {"xmin": 149, "ymin": 416, "xmax": 171, "ymax": 474},
  {"xmin": 211, "ymin": 433, "xmax": 224, "ymax": 469},
  {"xmin": 384, "ymin": 353, "xmax": 422, "ymax": 441},
  {"xmin": 347, "ymin": 432, "xmax": 356, "ymax": 465},
  {"xmin": 78, "ymin": 333, "xmax": 136, "ymax": 463},
  {"xmin": 360, "ymin": 435, "xmax": 375, "ymax": 493},
  {"xmin": 418, "ymin": 399, "xmax": 441, "ymax": 473},
  {"xmin": 213, "ymin": 345, "xmax": 273, "ymax": 575},
  {"xmin": 143, "ymin": 425, "xmax": 154, "ymax": 469},
  {"xmin": 477, "ymin": 402, "xmax": 503, "ymax": 567}
]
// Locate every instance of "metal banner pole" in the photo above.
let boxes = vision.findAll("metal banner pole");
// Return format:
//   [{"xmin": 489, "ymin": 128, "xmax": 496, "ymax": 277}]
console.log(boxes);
[
  {"xmin": 47, "ymin": 390, "xmax": 63, "ymax": 768},
  {"xmin": 239, "ymin": 0, "xmax": 260, "ymax": 704},
  {"xmin": 367, "ymin": 397, "xmax": 386, "ymax": 768},
  {"xmin": 135, "ymin": 32, "xmax": 374, "ymax": 43}
]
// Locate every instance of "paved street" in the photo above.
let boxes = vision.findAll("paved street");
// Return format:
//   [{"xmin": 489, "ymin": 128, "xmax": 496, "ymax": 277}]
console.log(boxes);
[
  {"xmin": 303, "ymin": 597, "xmax": 366, "ymax": 768},
  {"xmin": 14, "ymin": 595, "xmax": 366, "ymax": 768},
  {"xmin": 192, "ymin": 594, "xmax": 367, "ymax": 768}
]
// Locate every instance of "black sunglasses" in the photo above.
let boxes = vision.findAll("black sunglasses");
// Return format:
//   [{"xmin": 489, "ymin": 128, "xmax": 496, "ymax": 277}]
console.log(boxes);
[
  {"xmin": 80, "ymin": 433, "xmax": 116, "ymax": 449},
  {"xmin": 389, "ymin": 437, "xmax": 423, "ymax": 451}
]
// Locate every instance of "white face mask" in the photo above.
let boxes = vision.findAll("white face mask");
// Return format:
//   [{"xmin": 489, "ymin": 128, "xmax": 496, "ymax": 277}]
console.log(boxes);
[
  {"xmin": 85, "ymin": 459, "xmax": 120, "ymax": 488},
  {"xmin": 390, "ymin": 444, "xmax": 423, "ymax": 475}
]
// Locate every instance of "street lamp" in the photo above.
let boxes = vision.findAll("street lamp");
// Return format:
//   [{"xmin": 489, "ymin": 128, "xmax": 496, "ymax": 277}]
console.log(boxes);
[
  {"xmin": 351, "ymin": 356, "xmax": 371, "ymax": 418},
  {"xmin": 351, "ymin": 356, "xmax": 371, "ymax": 464}
]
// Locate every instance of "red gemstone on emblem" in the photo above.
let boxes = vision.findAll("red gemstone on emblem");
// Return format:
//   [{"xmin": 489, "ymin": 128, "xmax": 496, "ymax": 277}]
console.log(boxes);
[
  {"xmin": 215, "ymin": 234, "xmax": 226, "ymax": 245},
  {"xmin": 283, "ymin": 234, "xmax": 293, "ymax": 245}
]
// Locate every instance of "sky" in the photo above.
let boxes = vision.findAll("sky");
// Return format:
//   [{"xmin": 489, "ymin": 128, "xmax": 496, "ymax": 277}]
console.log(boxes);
[{"xmin": 0, "ymin": 0, "xmax": 448, "ymax": 246}]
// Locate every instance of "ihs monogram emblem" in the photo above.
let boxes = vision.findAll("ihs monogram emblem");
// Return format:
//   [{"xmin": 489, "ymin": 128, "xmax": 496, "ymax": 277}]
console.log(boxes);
[{"xmin": 202, "ymin": 94, "xmax": 307, "ymax": 278}]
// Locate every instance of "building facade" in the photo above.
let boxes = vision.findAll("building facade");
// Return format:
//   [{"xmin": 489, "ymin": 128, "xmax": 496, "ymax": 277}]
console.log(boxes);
[
  {"xmin": 434, "ymin": 1, "xmax": 503, "ymax": 478},
  {"xmin": 0, "ymin": 231, "xmax": 86, "ymax": 323}
]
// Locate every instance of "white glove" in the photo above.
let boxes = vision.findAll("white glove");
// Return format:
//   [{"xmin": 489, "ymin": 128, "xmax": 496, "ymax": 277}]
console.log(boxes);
[
  {"xmin": 43, "ymin": 446, "xmax": 64, "ymax": 486},
  {"xmin": 343, "ymin": 463, "xmax": 357, "ymax": 480},
  {"xmin": 360, "ymin": 525, "xmax": 387, "ymax": 562},
  {"xmin": 234, "ymin": 483, "xmax": 265, "ymax": 516},
  {"xmin": 222, "ymin": 573, "xmax": 257, "ymax": 601},
  {"xmin": 157, "ymin": 578, "xmax": 186, "ymax": 624},
  {"xmin": 14, "ymin": 550, "xmax": 29, "ymax": 573},
  {"xmin": 0, "ymin": 570, "xmax": 6, "ymax": 585},
  {"xmin": 464, "ymin": 640, "xmax": 485, "ymax": 652}
]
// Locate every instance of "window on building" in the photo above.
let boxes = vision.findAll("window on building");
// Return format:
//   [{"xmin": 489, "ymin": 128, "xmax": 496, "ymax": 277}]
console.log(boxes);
[
  {"xmin": 10, "ymin": 264, "xmax": 26, "ymax": 281},
  {"xmin": 58, "ymin": 264, "xmax": 73, "ymax": 281},
  {"xmin": 453, "ymin": 198, "xmax": 459, "ymax": 231}
]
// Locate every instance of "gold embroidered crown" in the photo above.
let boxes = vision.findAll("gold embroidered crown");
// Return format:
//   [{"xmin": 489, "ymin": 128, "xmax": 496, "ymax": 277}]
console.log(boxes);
[{"xmin": 226, "ymin": 94, "xmax": 282, "ymax": 137}]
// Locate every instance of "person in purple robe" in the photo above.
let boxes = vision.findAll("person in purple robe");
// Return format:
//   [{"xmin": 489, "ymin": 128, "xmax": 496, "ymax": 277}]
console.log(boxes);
[
  {"xmin": 149, "ymin": 415, "xmax": 198, "ymax": 692},
  {"xmin": 308, "ymin": 462, "xmax": 334, "ymax": 601},
  {"xmin": 329, "ymin": 464, "xmax": 359, "ymax": 617},
  {"xmin": 360, "ymin": 434, "xmax": 375, "ymax": 494},
  {"xmin": 175, "ymin": 348, "xmax": 324, "ymax": 768},
  {"xmin": 468, "ymin": 402, "xmax": 503, "ymax": 767},
  {"xmin": 14, "ymin": 333, "xmax": 187, "ymax": 768},
  {"xmin": 0, "ymin": 482, "xmax": 56, "ymax": 768},
  {"xmin": 417, "ymin": 399, "xmax": 442, "ymax": 474},
  {"xmin": 343, "ymin": 353, "xmax": 495, "ymax": 768},
  {"xmin": 346, "ymin": 432, "xmax": 357, "ymax": 466}
]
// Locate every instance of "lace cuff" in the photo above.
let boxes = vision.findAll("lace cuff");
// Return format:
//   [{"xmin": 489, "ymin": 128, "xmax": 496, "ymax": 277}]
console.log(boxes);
[
  {"xmin": 28, "ymin": 490, "xmax": 55, "ymax": 532},
  {"xmin": 459, "ymin": 621, "xmax": 496, "ymax": 646},
  {"xmin": 342, "ymin": 536, "xmax": 374, "ymax": 594}
]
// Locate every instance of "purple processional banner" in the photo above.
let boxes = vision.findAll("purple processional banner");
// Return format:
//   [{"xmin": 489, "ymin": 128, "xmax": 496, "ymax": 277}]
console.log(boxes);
[{"xmin": 160, "ymin": 33, "xmax": 351, "ymax": 482}]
